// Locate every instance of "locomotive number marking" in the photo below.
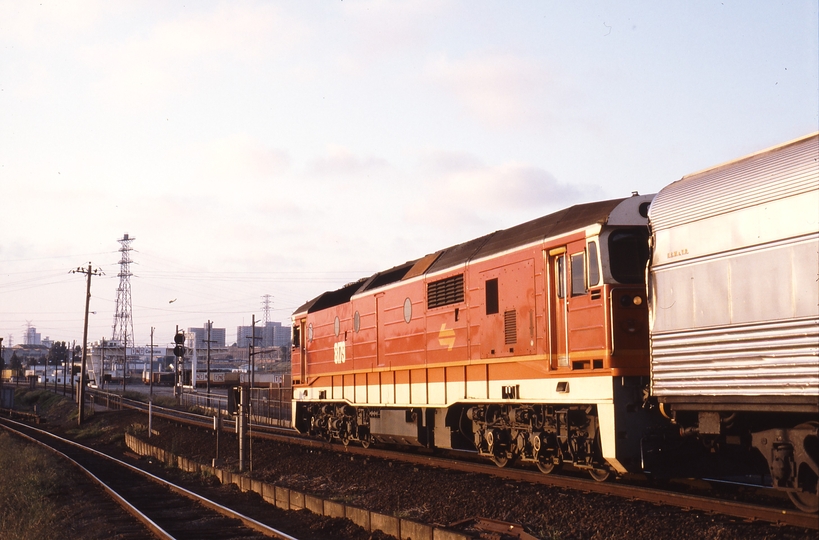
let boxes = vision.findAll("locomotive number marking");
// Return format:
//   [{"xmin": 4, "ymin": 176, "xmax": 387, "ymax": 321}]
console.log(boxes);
[
  {"xmin": 334, "ymin": 341, "xmax": 346, "ymax": 364},
  {"xmin": 667, "ymin": 248, "xmax": 689, "ymax": 259},
  {"xmin": 438, "ymin": 323, "xmax": 456, "ymax": 351}
]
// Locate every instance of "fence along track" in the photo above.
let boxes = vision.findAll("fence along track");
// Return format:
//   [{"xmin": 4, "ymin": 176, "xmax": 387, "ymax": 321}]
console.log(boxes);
[{"xmin": 0, "ymin": 417, "xmax": 298, "ymax": 540}]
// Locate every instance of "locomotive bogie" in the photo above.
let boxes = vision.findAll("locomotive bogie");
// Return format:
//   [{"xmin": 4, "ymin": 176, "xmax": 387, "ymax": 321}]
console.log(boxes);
[{"xmin": 293, "ymin": 373, "xmax": 654, "ymax": 475}]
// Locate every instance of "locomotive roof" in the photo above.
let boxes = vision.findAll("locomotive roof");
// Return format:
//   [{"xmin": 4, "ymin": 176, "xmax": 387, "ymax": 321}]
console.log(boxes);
[{"xmin": 294, "ymin": 197, "xmax": 628, "ymax": 315}]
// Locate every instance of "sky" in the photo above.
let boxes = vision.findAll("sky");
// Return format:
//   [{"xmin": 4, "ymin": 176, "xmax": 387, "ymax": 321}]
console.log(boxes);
[{"xmin": 1, "ymin": 1, "xmax": 817, "ymax": 349}]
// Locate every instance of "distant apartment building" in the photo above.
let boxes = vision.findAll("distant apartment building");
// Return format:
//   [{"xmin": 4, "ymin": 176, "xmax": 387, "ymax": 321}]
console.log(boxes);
[
  {"xmin": 188, "ymin": 322, "xmax": 226, "ymax": 350},
  {"xmin": 236, "ymin": 321, "xmax": 289, "ymax": 349}
]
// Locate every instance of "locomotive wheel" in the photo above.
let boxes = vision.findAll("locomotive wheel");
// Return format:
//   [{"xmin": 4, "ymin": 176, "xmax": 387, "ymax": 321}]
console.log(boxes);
[
  {"xmin": 340, "ymin": 433, "xmax": 351, "ymax": 446},
  {"xmin": 536, "ymin": 458, "xmax": 555, "ymax": 474},
  {"xmin": 491, "ymin": 453, "xmax": 511, "ymax": 468},
  {"xmin": 360, "ymin": 437, "xmax": 371, "ymax": 449},
  {"xmin": 788, "ymin": 491, "xmax": 819, "ymax": 514},
  {"xmin": 588, "ymin": 467, "xmax": 611, "ymax": 482}
]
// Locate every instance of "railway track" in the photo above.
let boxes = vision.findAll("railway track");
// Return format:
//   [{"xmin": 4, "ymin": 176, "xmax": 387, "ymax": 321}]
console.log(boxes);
[
  {"xmin": 0, "ymin": 417, "xmax": 298, "ymax": 540},
  {"xmin": 96, "ymin": 391, "xmax": 818, "ymax": 531}
]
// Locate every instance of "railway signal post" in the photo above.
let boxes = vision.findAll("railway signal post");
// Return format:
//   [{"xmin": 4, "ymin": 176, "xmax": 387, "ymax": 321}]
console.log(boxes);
[
  {"xmin": 173, "ymin": 328, "xmax": 185, "ymax": 400},
  {"xmin": 229, "ymin": 385, "xmax": 249, "ymax": 471}
]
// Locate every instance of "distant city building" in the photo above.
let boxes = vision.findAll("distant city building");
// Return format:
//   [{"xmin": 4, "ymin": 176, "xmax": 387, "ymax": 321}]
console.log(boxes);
[
  {"xmin": 236, "ymin": 321, "xmax": 289, "ymax": 349},
  {"xmin": 188, "ymin": 322, "xmax": 226, "ymax": 350},
  {"xmin": 269, "ymin": 321, "xmax": 290, "ymax": 348},
  {"xmin": 24, "ymin": 326, "xmax": 41, "ymax": 346}
]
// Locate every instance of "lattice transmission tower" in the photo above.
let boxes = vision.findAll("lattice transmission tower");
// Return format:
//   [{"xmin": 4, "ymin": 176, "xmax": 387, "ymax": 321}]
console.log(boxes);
[
  {"xmin": 111, "ymin": 234, "xmax": 136, "ymax": 366},
  {"xmin": 261, "ymin": 294, "xmax": 273, "ymax": 324}
]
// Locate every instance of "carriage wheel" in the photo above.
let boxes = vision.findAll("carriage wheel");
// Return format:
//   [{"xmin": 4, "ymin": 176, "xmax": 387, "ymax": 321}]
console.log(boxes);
[
  {"xmin": 788, "ymin": 422, "xmax": 819, "ymax": 513},
  {"xmin": 588, "ymin": 467, "xmax": 611, "ymax": 482}
]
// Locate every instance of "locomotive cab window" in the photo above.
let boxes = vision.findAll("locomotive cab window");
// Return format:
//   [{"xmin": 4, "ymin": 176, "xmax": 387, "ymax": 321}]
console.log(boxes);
[
  {"xmin": 570, "ymin": 252, "xmax": 586, "ymax": 296},
  {"xmin": 587, "ymin": 241, "xmax": 600, "ymax": 287},
  {"xmin": 555, "ymin": 255, "xmax": 566, "ymax": 299},
  {"xmin": 609, "ymin": 229, "xmax": 650, "ymax": 284}
]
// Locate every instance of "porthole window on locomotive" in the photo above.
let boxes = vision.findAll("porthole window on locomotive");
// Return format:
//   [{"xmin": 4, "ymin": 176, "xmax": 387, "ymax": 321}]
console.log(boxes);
[
  {"xmin": 334, "ymin": 316, "xmax": 340, "ymax": 337},
  {"xmin": 354, "ymin": 311, "xmax": 360, "ymax": 333},
  {"xmin": 307, "ymin": 323, "xmax": 313, "ymax": 342},
  {"xmin": 403, "ymin": 297, "xmax": 412, "ymax": 323}
]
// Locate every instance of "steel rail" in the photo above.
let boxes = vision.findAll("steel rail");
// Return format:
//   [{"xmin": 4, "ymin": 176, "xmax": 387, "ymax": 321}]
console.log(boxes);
[
  {"xmin": 89, "ymin": 390, "xmax": 819, "ymax": 530},
  {"xmin": 0, "ymin": 417, "xmax": 299, "ymax": 540}
]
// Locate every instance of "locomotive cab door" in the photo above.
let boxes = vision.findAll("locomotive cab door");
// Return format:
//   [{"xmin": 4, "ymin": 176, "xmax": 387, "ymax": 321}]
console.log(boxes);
[
  {"xmin": 299, "ymin": 319, "xmax": 307, "ymax": 381},
  {"xmin": 550, "ymin": 239, "xmax": 597, "ymax": 369},
  {"xmin": 376, "ymin": 293, "xmax": 386, "ymax": 366}
]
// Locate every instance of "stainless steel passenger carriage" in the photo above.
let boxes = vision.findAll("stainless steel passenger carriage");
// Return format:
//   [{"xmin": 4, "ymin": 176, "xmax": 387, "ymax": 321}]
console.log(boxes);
[{"xmin": 647, "ymin": 132, "xmax": 819, "ymax": 511}]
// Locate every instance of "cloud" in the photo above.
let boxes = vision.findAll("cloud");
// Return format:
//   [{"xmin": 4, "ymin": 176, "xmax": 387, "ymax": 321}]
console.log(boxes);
[
  {"xmin": 342, "ymin": 0, "xmax": 452, "ymax": 54},
  {"xmin": 308, "ymin": 145, "xmax": 389, "ymax": 177},
  {"xmin": 427, "ymin": 53, "xmax": 573, "ymax": 130},
  {"xmin": 78, "ymin": 4, "xmax": 308, "ymax": 108},
  {"xmin": 425, "ymin": 151, "xmax": 594, "ymax": 207},
  {"xmin": 184, "ymin": 134, "xmax": 291, "ymax": 183},
  {"xmin": 406, "ymin": 151, "xmax": 602, "ymax": 238},
  {"xmin": 0, "ymin": 1, "xmax": 107, "ymax": 46}
]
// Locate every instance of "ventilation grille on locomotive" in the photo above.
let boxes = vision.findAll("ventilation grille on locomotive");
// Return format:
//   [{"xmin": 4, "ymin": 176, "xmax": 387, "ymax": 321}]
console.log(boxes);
[
  {"xmin": 427, "ymin": 274, "xmax": 464, "ymax": 309},
  {"xmin": 504, "ymin": 310, "xmax": 517, "ymax": 344}
]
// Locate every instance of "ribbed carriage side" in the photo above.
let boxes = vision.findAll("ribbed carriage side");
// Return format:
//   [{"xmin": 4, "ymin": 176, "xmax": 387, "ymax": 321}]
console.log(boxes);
[{"xmin": 648, "ymin": 133, "xmax": 819, "ymax": 410}]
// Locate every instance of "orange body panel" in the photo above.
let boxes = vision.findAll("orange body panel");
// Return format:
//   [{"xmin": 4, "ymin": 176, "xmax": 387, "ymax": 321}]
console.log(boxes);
[{"xmin": 291, "ymin": 215, "xmax": 651, "ymax": 395}]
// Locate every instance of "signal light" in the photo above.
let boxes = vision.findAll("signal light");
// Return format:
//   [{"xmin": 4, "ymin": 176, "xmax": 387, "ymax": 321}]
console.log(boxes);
[{"xmin": 173, "ymin": 331, "xmax": 186, "ymax": 357}]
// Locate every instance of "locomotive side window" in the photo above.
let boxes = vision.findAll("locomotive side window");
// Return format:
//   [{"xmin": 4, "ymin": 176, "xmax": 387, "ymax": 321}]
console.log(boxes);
[
  {"xmin": 486, "ymin": 278, "xmax": 499, "ymax": 314},
  {"xmin": 556, "ymin": 255, "xmax": 566, "ymax": 299},
  {"xmin": 292, "ymin": 325, "xmax": 300, "ymax": 347},
  {"xmin": 609, "ymin": 229, "xmax": 650, "ymax": 284},
  {"xmin": 587, "ymin": 241, "xmax": 600, "ymax": 287},
  {"xmin": 571, "ymin": 252, "xmax": 586, "ymax": 296}
]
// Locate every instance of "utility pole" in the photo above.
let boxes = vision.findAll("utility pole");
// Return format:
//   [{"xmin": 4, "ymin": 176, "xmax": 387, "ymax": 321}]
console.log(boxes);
[
  {"xmin": 248, "ymin": 314, "xmax": 263, "ymax": 474},
  {"xmin": 249, "ymin": 314, "xmax": 262, "ymax": 389},
  {"xmin": 71, "ymin": 263, "xmax": 103, "ymax": 426},
  {"xmin": 122, "ymin": 326, "xmax": 127, "ymax": 394},
  {"xmin": 62, "ymin": 342, "xmax": 68, "ymax": 396},
  {"xmin": 100, "ymin": 338, "xmax": 106, "ymax": 391},
  {"xmin": 204, "ymin": 321, "xmax": 219, "ymax": 399},
  {"xmin": 149, "ymin": 327, "xmax": 154, "ymax": 401}
]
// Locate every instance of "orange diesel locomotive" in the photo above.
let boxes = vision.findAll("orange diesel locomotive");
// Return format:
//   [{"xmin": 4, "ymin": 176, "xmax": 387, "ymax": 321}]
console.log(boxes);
[{"xmin": 291, "ymin": 194, "xmax": 656, "ymax": 479}]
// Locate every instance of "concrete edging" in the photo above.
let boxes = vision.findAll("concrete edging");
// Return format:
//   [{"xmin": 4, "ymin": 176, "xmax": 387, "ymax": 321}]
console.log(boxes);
[{"xmin": 125, "ymin": 433, "xmax": 471, "ymax": 540}]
